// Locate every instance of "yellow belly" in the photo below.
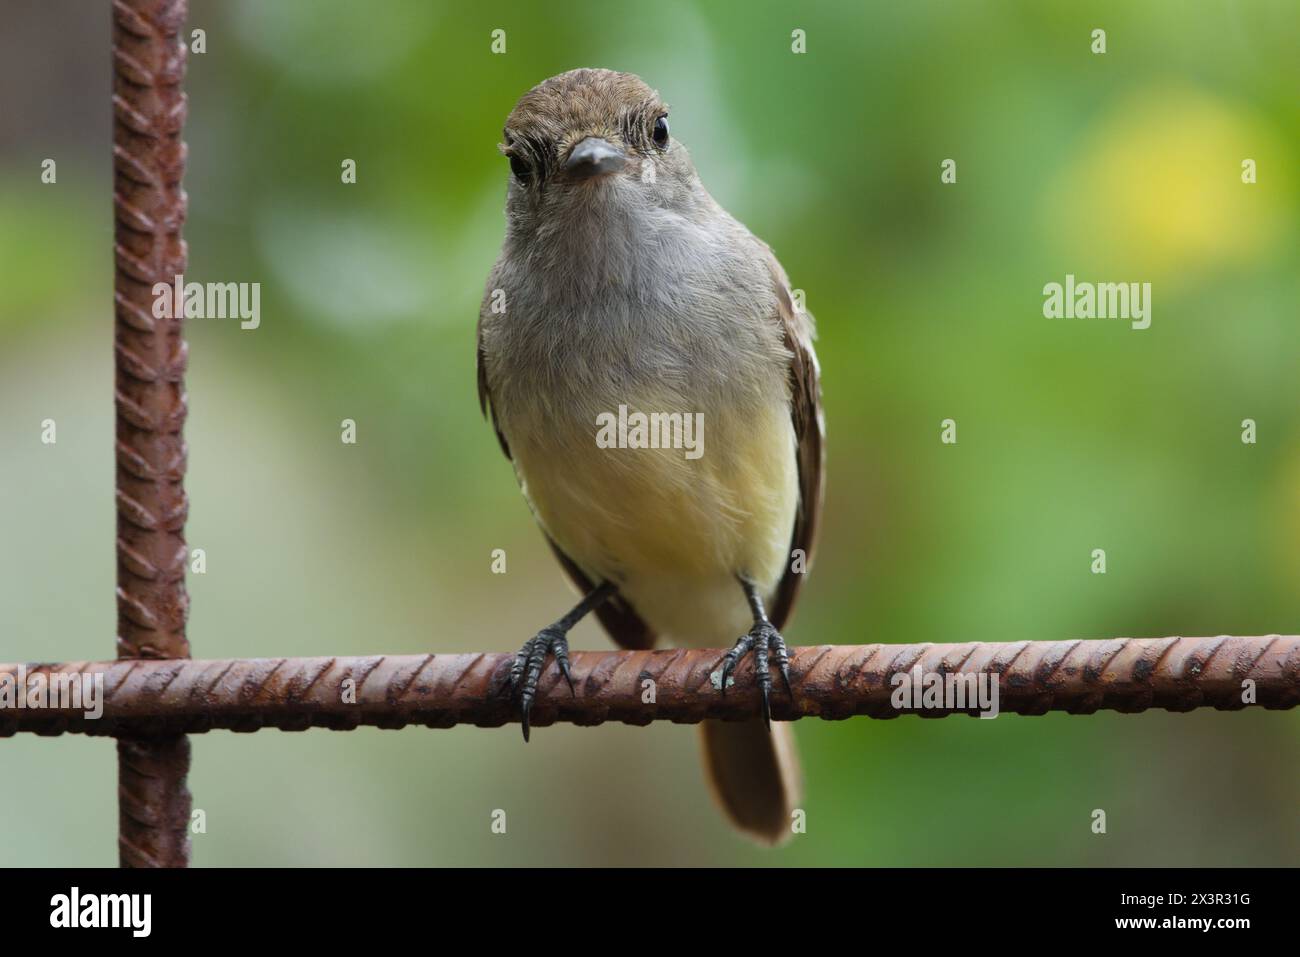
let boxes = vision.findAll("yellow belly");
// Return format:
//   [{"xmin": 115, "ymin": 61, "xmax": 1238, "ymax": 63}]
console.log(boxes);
[{"xmin": 510, "ymin": 397, "xmax": 798, "ymax": 647}]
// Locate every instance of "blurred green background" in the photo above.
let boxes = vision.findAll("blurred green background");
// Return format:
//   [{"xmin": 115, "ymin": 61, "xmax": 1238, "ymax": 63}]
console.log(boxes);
[{"xmin": 2, "ymin": 0, "xmax": 1298, "ymax": 866}]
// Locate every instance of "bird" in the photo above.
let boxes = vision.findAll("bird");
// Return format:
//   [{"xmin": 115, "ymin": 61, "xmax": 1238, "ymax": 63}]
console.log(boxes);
[{"xmin": 476, "ymin": 68, "xmax": 823, "ymax": 845}]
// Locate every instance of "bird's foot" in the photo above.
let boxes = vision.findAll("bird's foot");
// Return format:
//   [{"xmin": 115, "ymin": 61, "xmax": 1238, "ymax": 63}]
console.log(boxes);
[
  {"xmin": 508, "ymin": 625, "xmax": 575, "ymax": 742},
  {"xmin": 717, "ymin": 619, "xmax": 792, "ymax": 729}
]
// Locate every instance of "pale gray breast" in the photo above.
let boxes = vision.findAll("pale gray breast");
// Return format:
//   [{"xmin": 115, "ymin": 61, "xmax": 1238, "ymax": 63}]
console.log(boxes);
[{"xmin": 481, "ymin": 194, "xmax": 791, "ymax": 435}]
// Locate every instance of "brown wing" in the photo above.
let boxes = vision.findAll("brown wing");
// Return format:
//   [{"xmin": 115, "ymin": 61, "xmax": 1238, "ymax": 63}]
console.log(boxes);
[
  {"xmin": 543, "ymin": 538, "xmax": 656, "ymax": 650},
  {"xmin": 476, "ymin": 328, "xmax": 657, "ymax": 649},
  {"xmin": 476, "ymin": 338, "xmax": 511, "ymax": 459},
  {"xmin": 763, "ymin": 255, "xmax": 825, "ymax": 632}
]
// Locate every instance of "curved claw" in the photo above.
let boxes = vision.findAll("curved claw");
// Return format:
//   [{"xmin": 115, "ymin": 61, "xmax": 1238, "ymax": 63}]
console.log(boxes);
[
  {"xmin": 755, "ymin": 636, "xmax": 772, "ymax": 729},
  {"xmin": 720, "ymin": 621, "xmax": 792, "ymax": 728},
  {"xmin": 508, "ymin": 639, "xmax": 532, "ymax": 694},
  {"xmin": 512, "ymin": 625, "xmax": 574, "ymax": 741},
  {"xmin": 718, "ymin": 633, "xmax": 755, "ymax": 697},
  {"xmin": 770, "ymin": 632, "xmax": 794, "ymax": 698}
]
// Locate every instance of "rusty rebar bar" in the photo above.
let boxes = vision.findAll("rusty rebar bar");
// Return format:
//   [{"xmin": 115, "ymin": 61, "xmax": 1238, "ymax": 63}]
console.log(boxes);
[
  {"xmin": 112, "ymin": 0, "xmax": 192, "ymax": 868},
  {"xmin": 2, "ymin": 637, "xmax": 1296, "ymax": 736}
]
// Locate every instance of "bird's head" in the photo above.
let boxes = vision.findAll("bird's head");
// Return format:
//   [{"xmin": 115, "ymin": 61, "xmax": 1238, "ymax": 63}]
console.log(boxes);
[{"xmin": 498, "ymin": 69, "xmax": 699, "ymax": 239}]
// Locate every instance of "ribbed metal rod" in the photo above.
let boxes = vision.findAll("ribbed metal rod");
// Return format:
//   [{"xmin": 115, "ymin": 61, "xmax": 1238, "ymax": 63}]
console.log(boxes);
[
  {"xmin": 2, "ymin": 636, "xmax": 1296, "ymax": 736},
  {"xmin": 111, "ymin": 0, "xmax": 192, "ymax": 868}
]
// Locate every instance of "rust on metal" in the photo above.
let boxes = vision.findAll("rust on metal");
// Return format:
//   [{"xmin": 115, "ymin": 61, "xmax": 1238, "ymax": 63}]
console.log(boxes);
[
  {"xmin": 3, "ymin": 636, "xmax": 1296, "ymax": 736},
  {"xmin": 112, "ymin": 0, "xmax": 192, "ymax": 868}
]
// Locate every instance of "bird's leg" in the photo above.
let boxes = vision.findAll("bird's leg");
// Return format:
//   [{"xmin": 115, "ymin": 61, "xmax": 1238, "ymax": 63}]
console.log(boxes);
[
  {"xmin": 718, "ymin": 578, "xmax": 793, "ymax": 729},
  {"xmin": 508, "ymin": 580, "xmax": 616, "ymax": 742}
]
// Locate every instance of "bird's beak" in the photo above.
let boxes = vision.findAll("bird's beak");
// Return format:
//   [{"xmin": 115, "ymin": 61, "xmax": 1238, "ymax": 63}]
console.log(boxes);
[{"xmin": 564, "ymin": 137, "xmax": 626, "ymax": 180}]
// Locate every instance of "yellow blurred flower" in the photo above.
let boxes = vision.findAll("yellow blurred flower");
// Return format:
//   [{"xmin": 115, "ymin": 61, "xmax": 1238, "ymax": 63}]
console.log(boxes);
[{"xmin": 1040, "ymin": 86, "xmax": 1293, "ymax": 282}]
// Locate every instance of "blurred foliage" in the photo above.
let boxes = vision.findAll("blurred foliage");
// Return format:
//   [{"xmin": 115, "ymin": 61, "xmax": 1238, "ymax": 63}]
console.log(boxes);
[{"xmin": 1, "ymin": 0, "xmax": 1297, "ymax": 865}]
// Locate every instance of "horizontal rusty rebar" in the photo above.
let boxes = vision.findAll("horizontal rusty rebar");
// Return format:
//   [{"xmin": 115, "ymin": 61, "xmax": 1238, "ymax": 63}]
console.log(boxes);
[{"xmin": 1, "ymin": 636, "xmax": 1297, "ymax": 736}]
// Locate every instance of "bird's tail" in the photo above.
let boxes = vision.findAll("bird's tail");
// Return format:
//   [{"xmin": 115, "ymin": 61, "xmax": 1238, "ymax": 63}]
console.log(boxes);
[{"xmin": 698, "ymin": 719, "xmax": 802, "ymax": 845}]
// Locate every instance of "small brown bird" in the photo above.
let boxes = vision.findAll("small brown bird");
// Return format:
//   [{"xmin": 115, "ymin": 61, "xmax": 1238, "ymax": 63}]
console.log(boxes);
[{"xmin": 477, "ymin": 68, "xmax": 823, "ymax": 844}]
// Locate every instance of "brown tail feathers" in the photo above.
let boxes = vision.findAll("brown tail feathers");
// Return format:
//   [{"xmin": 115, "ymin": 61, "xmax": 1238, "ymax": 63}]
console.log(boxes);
[{"xmin": 699, "ymin": 719, "xmax": 802, "ymax": 845}]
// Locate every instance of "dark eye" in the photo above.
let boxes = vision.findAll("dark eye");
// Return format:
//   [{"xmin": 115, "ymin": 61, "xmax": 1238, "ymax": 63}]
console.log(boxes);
[
  {"xmin": 509, "ymin": 153, "xmax": 532, "ymax": 183},
  {"xmin": 652, "ymin": 115, "xmax": 669, "ymax": 148}
]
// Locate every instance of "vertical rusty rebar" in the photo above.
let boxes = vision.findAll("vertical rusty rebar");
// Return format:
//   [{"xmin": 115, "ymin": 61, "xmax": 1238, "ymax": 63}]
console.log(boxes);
[{"xmin": 112, "ymin": 0, "xmax": 192, "ymax": 868}]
